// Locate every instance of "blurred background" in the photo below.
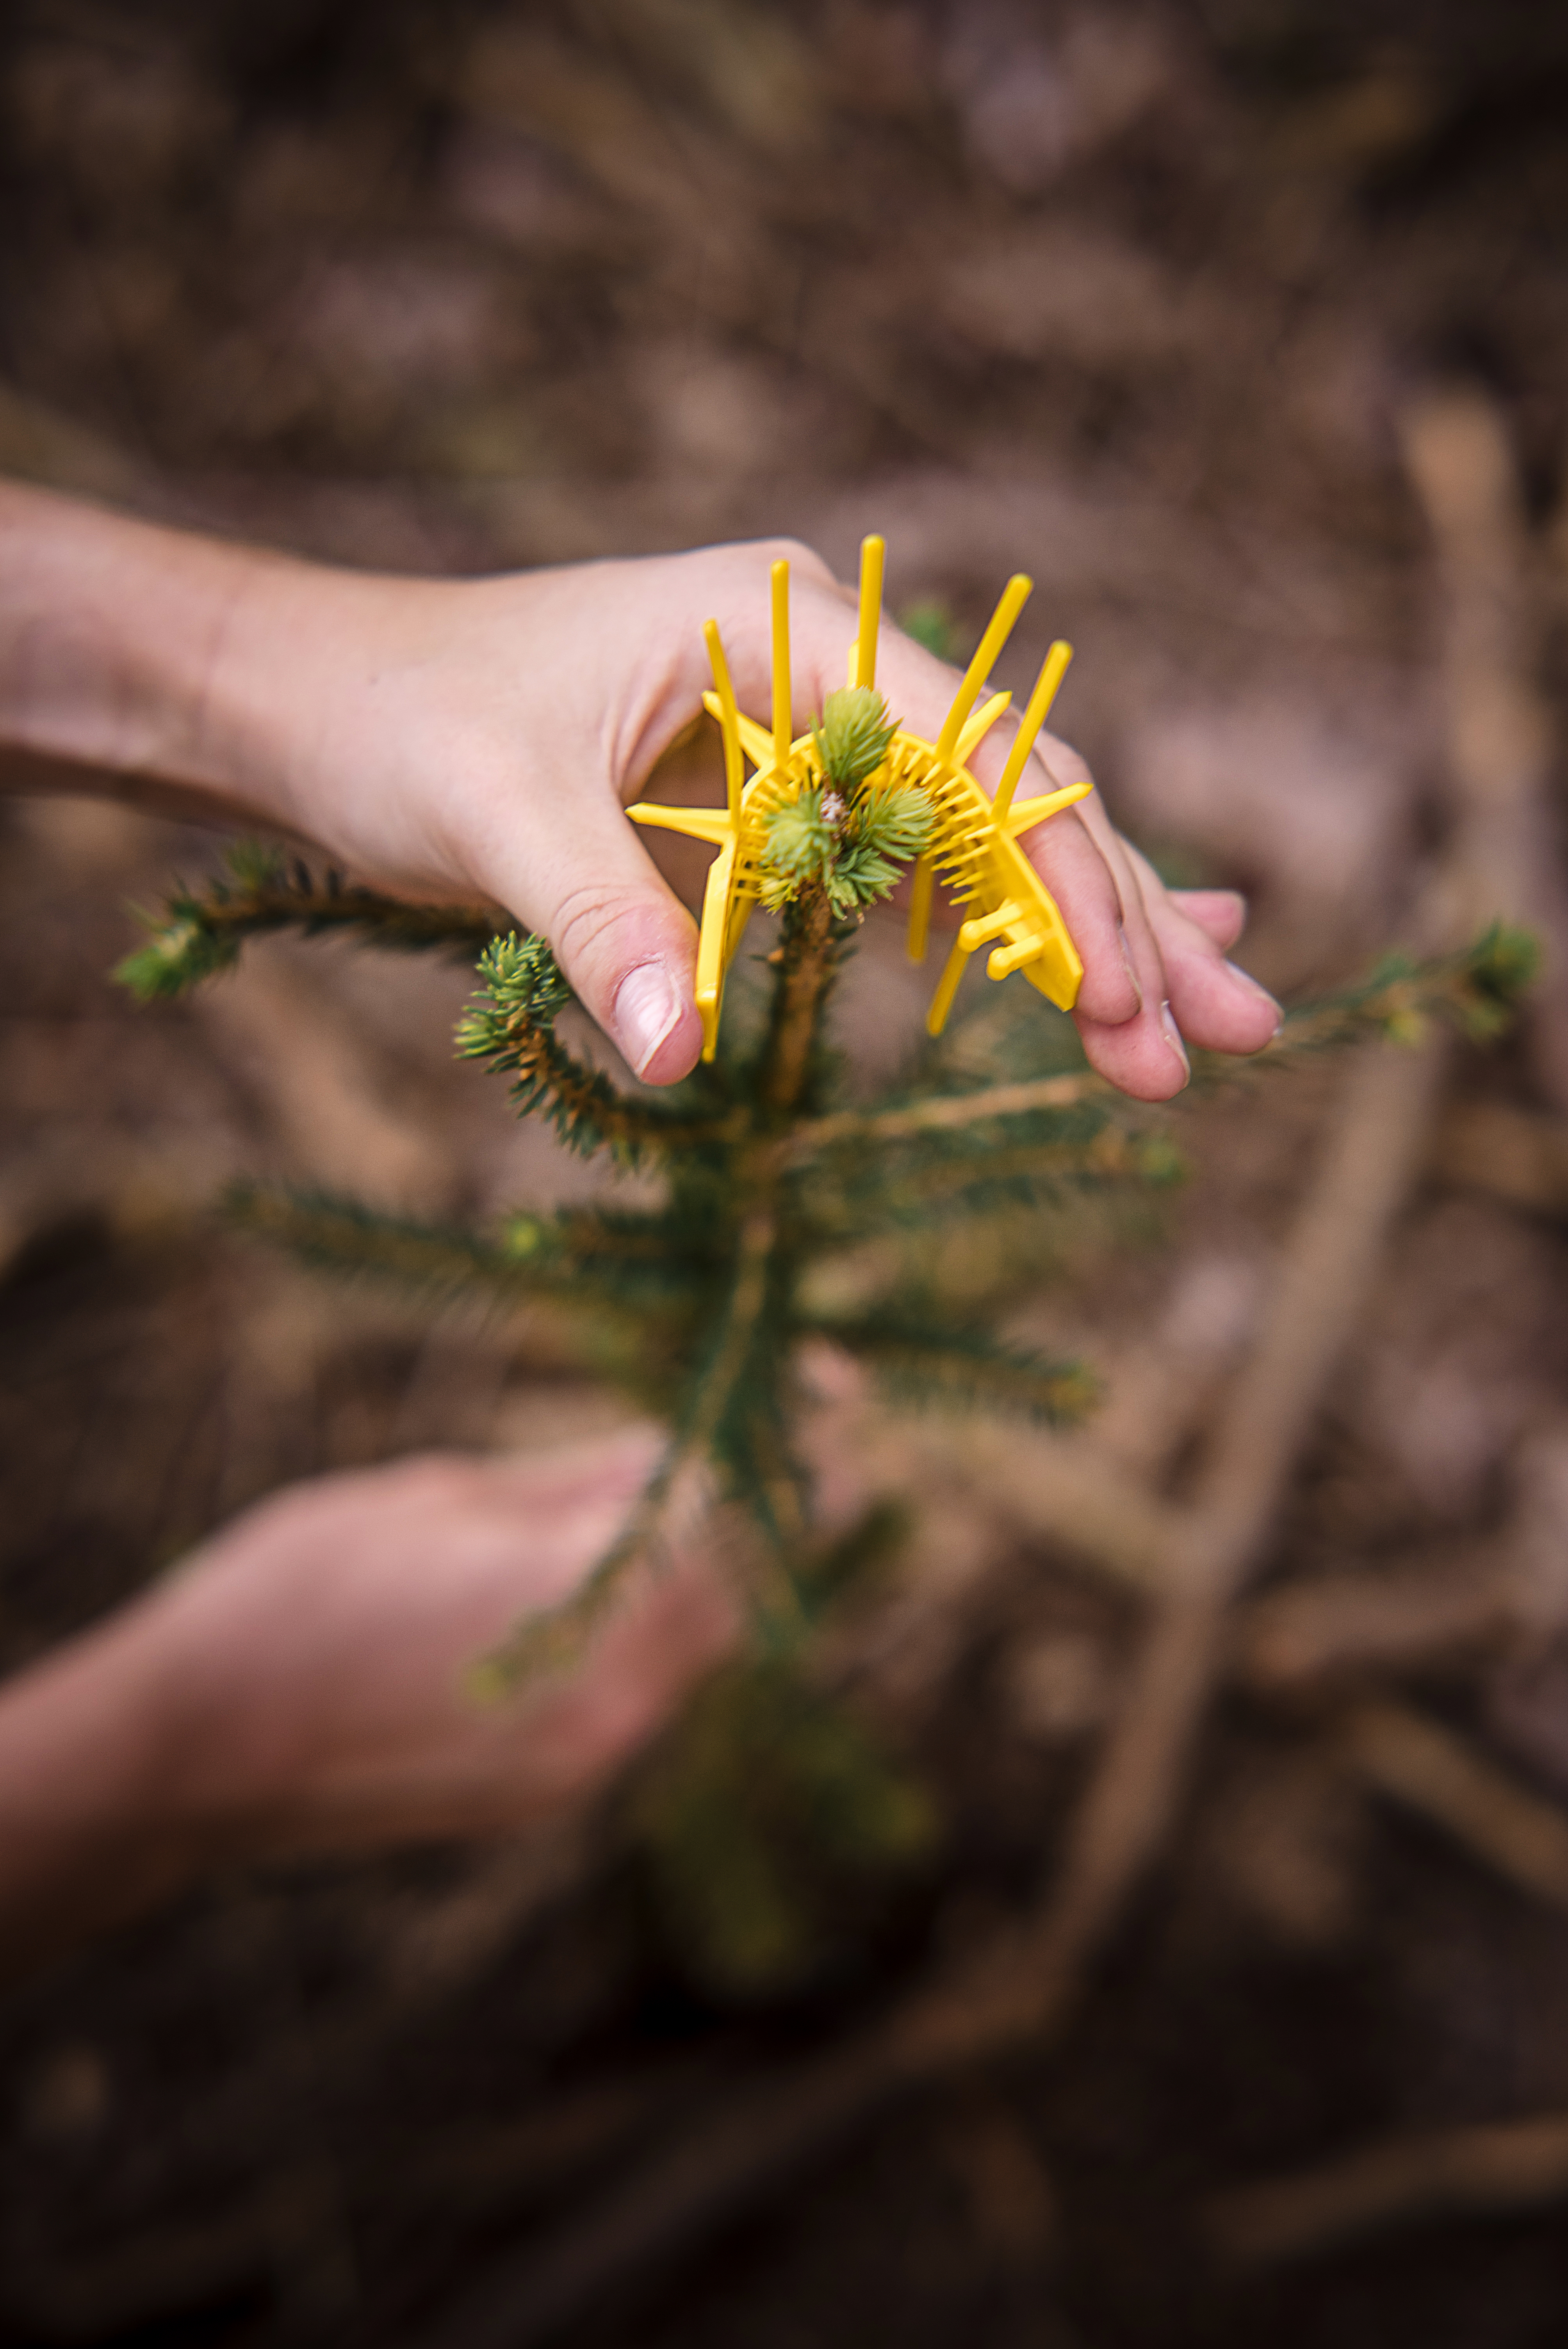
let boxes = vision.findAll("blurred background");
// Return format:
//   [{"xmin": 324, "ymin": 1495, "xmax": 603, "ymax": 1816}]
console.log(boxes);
[{"xmin": 2, "ymin": 1, "xmax": 1568, "ymax": 2343}]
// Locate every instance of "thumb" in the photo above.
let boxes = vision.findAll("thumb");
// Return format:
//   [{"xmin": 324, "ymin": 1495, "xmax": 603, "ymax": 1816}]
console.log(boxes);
[{"xmin": 494, "ymin": 800, "xmax": 705, "ymax": 1085}]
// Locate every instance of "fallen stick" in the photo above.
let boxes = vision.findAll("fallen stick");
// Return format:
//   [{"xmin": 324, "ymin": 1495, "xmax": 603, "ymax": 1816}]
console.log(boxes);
[
  {"xmin": 1430, "ymin": 1097, "xmax": 1568, "ymax": 1221},
  {"xmin": 1206, "ymin": 2109, "xmax": 1568, "ymax": 2269},
  {"xmin": 1235, "ymin": 1543, "xmax": 1516, "ymax": 1692},
  {"xmin": 1340, "ymin": 1695, "xmax": 1568, "ymax": 1909},
  {"xmin": 1402, "ymin": 388, "xmax": 1568, "ymax": 1106}
]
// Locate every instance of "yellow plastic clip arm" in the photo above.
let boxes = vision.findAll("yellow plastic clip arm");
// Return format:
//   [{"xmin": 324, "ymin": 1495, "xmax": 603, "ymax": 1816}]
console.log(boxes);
[
  {"xmin": 854, "ymin": 534, "xmax": 884, "ymax": 690},
  {"xmin": 992, "ymin": 641, "xmax": 1073, "ymax": 826},
  {"xmin": 703, "ymin": 619, "xmax": 745, "ymax": 827},
  {"xmin": 935, "ymin": 574, "xmax": 1032, "ymax": 766},
  {"xmin": 770, "ymin": 559, "xmax": 792, "ymax": 779}
]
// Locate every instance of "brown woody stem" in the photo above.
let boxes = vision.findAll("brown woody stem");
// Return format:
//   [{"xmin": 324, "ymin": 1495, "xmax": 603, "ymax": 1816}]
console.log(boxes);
[{"xmin": 762, "ymin": 886, "xmax": 836, "ymax": 1116}]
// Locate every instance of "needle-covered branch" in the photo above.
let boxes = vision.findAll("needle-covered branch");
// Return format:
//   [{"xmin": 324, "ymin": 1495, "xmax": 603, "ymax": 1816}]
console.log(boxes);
[
  {"xmin": 785, "ymin": 921, "xmax": 1539, "ymax": 1170},
  {"xmin": 469, "ymin": 1444, "xmax": 692, "ymax": 1698},
  {"xmin": 227, "ymin": 1184, "xmax": 676, "ymax": 1378},
  {"xmin": 456, "ymin": 934, "xmax": 729, "ymax": 1166},
  {"xmin": 116, "ymin": 841, "xmax": 503, "ymax": 999},
  {"xmin": 795, "ymin": 1124, "xmax": 1185, "ymax": 1246},
  {"xmin": 1203, "ymin": 920, "xmax": 1540, "ymax": 1071},
  {"xmin": 805, "ymin": 1312, "xmax": 1098, "ymax": 1425}
]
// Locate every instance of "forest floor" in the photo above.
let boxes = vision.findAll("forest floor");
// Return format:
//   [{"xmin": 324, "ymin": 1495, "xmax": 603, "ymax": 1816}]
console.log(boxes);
[{"xmin": 3, "ymin": 3, "xmax": 1568, "ymax": 2344}]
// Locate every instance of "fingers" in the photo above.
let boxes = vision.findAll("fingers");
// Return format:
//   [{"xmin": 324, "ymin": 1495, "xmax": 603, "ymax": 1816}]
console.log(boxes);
[
  {"xmin": 488, "ymin": 788, "xmax": 706, "ymax": 1086},
  {"xmin": 1001, "ymin": 801, "xmax": 1144, "ymax": 1027},
  {"xmin": 1169, "ymin": 888, "xmax": 1247, "ymax": 951},
  {"xmin": 1121, "ymin": 842, "xmax": 1281, "ymax": 1057},
  {"xmin": 1061, "ymin": 790, "xmax": 1196, "ymax": 1098},
  {"xmin": 603, "ymin": 540, "xmax": 1277, "ymax": 1096}
]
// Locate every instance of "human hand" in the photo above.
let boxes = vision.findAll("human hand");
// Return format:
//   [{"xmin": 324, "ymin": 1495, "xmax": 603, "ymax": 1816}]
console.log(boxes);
[
  {"xmin": 0, "ymin": 1429, "xmax": 737, "ymax": 1958},
  {"xmin": 0, "ymin": 487, "xmax": 1278, "ymax": 1099},
  {"xmin": 205, "ymin": 535, "xmax": 1281, "ymax": 1100}
]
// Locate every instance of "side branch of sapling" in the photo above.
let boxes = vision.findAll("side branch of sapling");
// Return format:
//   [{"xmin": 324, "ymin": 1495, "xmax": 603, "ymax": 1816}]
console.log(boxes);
[
  {"xmin": 809, "ymin": 1315, "xmax": 1098, "ymax": 1425},
  {"xmin": 1241, "ymin": 921, "xmax": 1539, "ymax": 1060},
  {"xmin": 791, "ymin": 1070, "xmax": 1110, "ymax": 1159},
  {"xmin": 456, "ymin": 933, "xmax": 729, "ymax": 1167},
  {"xmin": 786, "ymin": 922, "xmax": 1539, "ymax": 1167},
  {"xmin": 460, "ymin": 984, "xmax": 693, "ymax": 1166},
  {"xmin": 227, "ymin": 1185, "xmax": 666, "ymax": 1369},
  {"xmin": 116, "ymin": 842, "xmax": 504, "ymax": 999},
  {"xmin": 860, "ymin": 1128, "xmax": 1182, "ymax": 1223},
  {"xmin": 471, "ymin": 1450, "xmax": 687, "ymax": 1696}
]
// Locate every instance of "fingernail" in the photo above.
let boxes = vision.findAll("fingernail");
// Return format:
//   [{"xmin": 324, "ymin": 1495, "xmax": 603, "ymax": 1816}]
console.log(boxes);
[
  {"xmin": 613, "ymin": 962, "xmax": 683, "ymax": 1075},
  {"xmin": 1117, "ymin": 923, "xmax": 1144, "ymax": 1011},
  {"xmin": 1224, "ymin": 959, "xmax": 1284, "ymax": 1032},
  {"xmin": 1159, "ymin": 999, "xmax": 1190, "ymax": 1087}
]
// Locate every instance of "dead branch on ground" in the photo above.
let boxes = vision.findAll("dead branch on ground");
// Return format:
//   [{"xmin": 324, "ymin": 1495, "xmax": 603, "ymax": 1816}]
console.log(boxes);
[
  {"xmin": 1339, "ymin": 1696, "xmax": 1568, "ymax": 1909},
  {"xmin": 1402, "ymin": 389, "xmax": 1568, "ymax": 1103},
  {"xmin": 1206, "ymin": 2110, "xmax": 1568, "ymax": 2270}
]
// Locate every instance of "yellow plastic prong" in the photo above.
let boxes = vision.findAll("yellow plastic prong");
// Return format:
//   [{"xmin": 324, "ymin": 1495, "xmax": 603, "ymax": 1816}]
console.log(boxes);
[
  {"xmin": 1005, "ymin": 779, "xmax": 1094, "ymax": 834},
  {"xmin": 1020, "ymin": 936, "xmax": 1084, "ymax": 1010},
  {"xmin": 935, "ymin": 574, "xmax": 1032, "ymax": 766},
  {"xmin": 625, "ymin": 801, "xmax": 733, "ymax": 844},
  {"xmin": 703, "ymin": 619, "xmax": 745, "ymax": 828},
  {"xmin": 988, "ymin": 936, "xmax": 1051, "ymax": 980},
  {"xmin": 693, "ymin": 838, "xmax": 738, "ymax": 1059},
  {"xmin": 954, "ymin": 691, "xmax": 1011, "ymax": 766},
  {"xmin": 925, "ymin": 934, "xmax": 973, "ymax": 1035},
  {"xmin": 854, "ymin": 535, "xmax": 884, "ymax": 690},
  {"xmin": 991, "ymin": 640, "xmax": 1073, "ymax": 827},
  {"xmin": 906, "ymin": 855, "xmax": 935, "ymax": 964},
  {"xmin": 771, "ymin": 558, "xmax": 791, "ymax": 778},
  {"xmin": 958, "ymin": 900, "xmax": 1025, "ymax": 951},
  {"xmin": 700, "ymin": 692, "xmax": 774, "ymax": 776}
]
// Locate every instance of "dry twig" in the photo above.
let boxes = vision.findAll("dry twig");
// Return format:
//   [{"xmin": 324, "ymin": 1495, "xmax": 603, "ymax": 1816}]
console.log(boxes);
[
  {"xmin": 1206, "ymin": 2110, "xmax": 1568, "ymax": 2269},
  {"xmin": 1431, "ymin": 1098, "xmax": 1568, "ymax": 1220},
  {"xmin": 1339, "ymin": 1696, "xmax": 1568, "ymax": 1909},
  {"xmin": 1402, "ymin": 389, "xmax": 1568, "ymax": 1103},
  {"xmin": 1234, "ymin": 1546, "xmax": 1516, "ymax": 1693}
]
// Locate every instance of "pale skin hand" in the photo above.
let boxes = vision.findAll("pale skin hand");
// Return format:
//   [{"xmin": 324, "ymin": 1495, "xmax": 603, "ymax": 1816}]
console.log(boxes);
[
  {"xmin": 0, "ymin": 487, "xmax": 1280, "ymax": 1100},
  {"xmin": 0, "ymin": 1429, "xmax": 739, "ymax": 1967},
  {"xmin": 209, "ymin": 538, "xmax": 1279, "ymax": 1098}
]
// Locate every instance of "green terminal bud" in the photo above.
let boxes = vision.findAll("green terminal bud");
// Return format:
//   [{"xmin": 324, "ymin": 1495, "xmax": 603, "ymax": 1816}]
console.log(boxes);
[{"xmin": 810, "ymin": 687, "xmax": 899, "ymax": 795}]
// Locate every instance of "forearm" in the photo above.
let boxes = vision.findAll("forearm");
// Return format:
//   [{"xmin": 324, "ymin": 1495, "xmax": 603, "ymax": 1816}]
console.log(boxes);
[
  {"xmin": 0, "ymin": 1616, "xmax": 204, "ymax": 1978},
  {"xmin": 0, "ymin": 479, "xmax": 324, "ymax": 831}
]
